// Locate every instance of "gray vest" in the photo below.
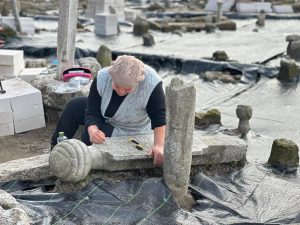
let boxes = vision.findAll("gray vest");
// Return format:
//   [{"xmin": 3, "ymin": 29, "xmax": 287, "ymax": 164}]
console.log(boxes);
[{"xmin": 96, "ymin": 65, "xmax": 161, "ymax": 136}]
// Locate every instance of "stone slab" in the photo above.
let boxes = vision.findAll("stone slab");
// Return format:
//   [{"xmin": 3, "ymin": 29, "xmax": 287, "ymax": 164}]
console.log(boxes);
[
  {"xmin": 0, "ymin": 154, "xmax": 51, "ymax": 182},
  {"xmin": 273, "ymin": 5, "xmax": 294, "ymax": 14},
  {"xmin": 205, "ymin": 0, "xmax": 235, "ymax": 12},
  {"xmin": 0, "ymin": 50, "xmax": 24, "ymax": 66},
  {"xmin": 95, "ymin": 131, "xmax": 247, "ymax": 164},
  {"xmin": 14, "ymin": 115, "xmax": 45, "ymax": 133},
  {"xmin": 19, "ymin": 67, "xmax": 47, "ymax": 83}
]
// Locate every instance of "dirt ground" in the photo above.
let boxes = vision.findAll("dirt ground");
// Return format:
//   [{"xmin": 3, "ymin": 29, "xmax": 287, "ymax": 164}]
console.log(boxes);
[{"xmin": 0, "ymin": 122, "xmax": 56, "ymax": 164}]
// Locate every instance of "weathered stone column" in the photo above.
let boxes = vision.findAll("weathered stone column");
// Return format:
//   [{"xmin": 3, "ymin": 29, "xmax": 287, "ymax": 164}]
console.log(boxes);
[
  {"xmin": 56, "ymin": 0, "xmax": 79, "ymax": 80},
  {"xmin": 216, "ymin": 0, "xmax": 223, "ymax": 23},
  {"xmin": 163, "ymin": 77, "xmax": 196, "ymax": 209}
]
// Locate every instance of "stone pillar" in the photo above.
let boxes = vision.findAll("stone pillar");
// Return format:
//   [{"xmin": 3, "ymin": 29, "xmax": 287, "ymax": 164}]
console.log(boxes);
[
  {"xmin": 56, "ymin": 0, "xmax": 79, "ymax": 80},
  {"xmin": 11, "ymin": 0, "xmax": 22, "ymax": 33},
  {"xmin": 163, "ymin": 77, "xmax": 196, "ymax": 210},
  {"xmin": 216, "ymin": 0, "xmax": 223, "ymax": 23}
]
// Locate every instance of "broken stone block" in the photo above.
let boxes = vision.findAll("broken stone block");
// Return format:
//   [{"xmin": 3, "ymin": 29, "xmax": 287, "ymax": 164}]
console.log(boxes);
[
  {"xmin": 195, "ymin": 109, "xmax": 221, "ymax": 129},
  {"xmin": 0, "ymin": 154, "xmax": 50, "ymax": 181},
  {"xmin": 212, "ymin": 50, "xmax": 229, "ymax": 61},
  {"xmin": 25, "ymin": 58, "xmax": 48, "ymax": 68},
  {"xmin": 268, "ymin": 139, "xmax": 299, "ymax": 171},
  {"xmin": 143, "ymin": 34, "xmax": 155, "ymax": 46},
  {"xmin": 96, "ymin": 45, "xmax": 112, "ymax": 68},
  {"xmin": 216, "ymin": 20, "xmax": 236, "ymax": 31},
  {"xmin": 0, "ymin": 190, "xmax": 30, "ymax": 225},
  {"xmin": 277, "ymin": 59, "xmax": 300, "ymax": 82}
]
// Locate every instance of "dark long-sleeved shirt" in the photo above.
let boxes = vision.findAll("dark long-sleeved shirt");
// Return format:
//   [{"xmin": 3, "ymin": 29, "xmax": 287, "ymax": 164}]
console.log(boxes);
[{"xmin": 85, "ymin": 77, "xmax": 166, "ymax": 137}]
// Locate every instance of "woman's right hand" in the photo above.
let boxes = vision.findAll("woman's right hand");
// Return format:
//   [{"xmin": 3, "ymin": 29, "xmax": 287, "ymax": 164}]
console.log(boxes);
[{"xmin": 88, "ymin": 125, "xmax": 106, "ymax": 144}]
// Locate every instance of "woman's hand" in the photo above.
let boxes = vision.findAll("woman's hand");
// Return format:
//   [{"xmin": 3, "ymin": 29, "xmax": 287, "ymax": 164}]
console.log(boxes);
[
  {"xmin": 88, "ymin": 125, "xmax": 106, "ymax": 144},
  {"xmin": 147, "ymin": 144, "xmax": 164, "ymax": 167}
]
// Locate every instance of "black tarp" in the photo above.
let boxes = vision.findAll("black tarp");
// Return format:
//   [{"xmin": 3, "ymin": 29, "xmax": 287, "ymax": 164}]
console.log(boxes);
[{"xmin": 1, "ymin": 164, "xmax": 299, "ymax": 225}]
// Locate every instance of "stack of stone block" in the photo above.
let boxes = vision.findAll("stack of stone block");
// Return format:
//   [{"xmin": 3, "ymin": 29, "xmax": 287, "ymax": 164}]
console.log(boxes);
[
  {"xmin": 0, "ymin": 50, "xmax": 25, "ymax": 78},
  {"xmin": 0, "ymin": 79, "xmax": 45, "ymax": 137},
  {"xmin": 85, "ymin": 0, "xmax": 125, "ymax": 21},
  {"xmin": 94, "ymin": 13, "xmax": 118, "ymax": 36}
]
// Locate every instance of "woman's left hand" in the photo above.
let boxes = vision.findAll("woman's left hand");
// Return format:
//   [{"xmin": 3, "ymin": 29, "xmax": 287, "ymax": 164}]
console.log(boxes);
[{"xmin": 147, "ymin": 145, "xmax": 164, "ymax": 167}]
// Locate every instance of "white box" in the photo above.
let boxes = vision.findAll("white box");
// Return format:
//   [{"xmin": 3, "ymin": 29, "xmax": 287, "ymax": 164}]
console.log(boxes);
[
  {"xmin": 273, "ymin": 5, "xmax": 294, "ymax": 14},
  {"xmin": 205, "ymin": 0, "xmax": 235, "ymax": 12},
  {"xmin": 14, "ymin": 115, "xmax": 45, "ymax": 133},
  {"xmin": 0, "ymin": 61, "xmax": 25, "ymax": 76},
  {"xmin": 236, "ymin": 3, "xmax": 256, "ymax": 13},
  {"xmin": 19, "ymin": 67, "xmax": 47, "ymax": 83},
  {"xmin": 95, "ymin": 14, "xmax": 118, "ymax": 25},
  {"xmin": 0, "ymin": 111, "xmax": 13, "ymax": 125},
  {"xmin": 0, "ymin": 50, "xmax": 24, "ymax": 66},
  {"xmin": 0, "ymin": 122, "xmax": 14, "ymax": 136},
  {"xmin": 254, "ymin": 2, "xmax": 273, "ymax": 13},
  {"xmin": 95, "ymin": 25, "xmax": 118, "ymax": 36}
]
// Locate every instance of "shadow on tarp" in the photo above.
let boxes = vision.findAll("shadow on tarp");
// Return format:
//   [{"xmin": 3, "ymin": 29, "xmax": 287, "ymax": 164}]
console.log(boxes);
[
  {"xmin": 4, "ymin": 46, "xmax": 279, "ymax": 84},
  {"xmin": 0, "ymin": 164, "xmax": 299, "ymax": 225}
]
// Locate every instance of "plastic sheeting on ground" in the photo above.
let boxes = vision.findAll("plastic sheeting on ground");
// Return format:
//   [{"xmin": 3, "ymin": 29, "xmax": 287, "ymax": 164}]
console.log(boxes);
[{"xmin": 1, "ymin": 164, "xmax": 299, "ymax": 225}]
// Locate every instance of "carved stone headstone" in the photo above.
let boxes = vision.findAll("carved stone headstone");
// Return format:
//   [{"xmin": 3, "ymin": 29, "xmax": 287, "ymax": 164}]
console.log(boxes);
[
  {"xmin": 164, "ymin": 77, "xmax": 196, "ymax": 209},
  {"xmin": 56, "ymin": 0, "xmax": 79, "ymax": 80},
  {"xmin": 277, "ymin": 59, "xmax": 300, "ymax": 82},
  {"xmin": 96, "ymin": 45, "xmax": 112, "ymax": 68},
  {"xmin": 286, "ymin": 34, "xmax": 300, "ymax": 61},
  {"xmin": 143, "ymin": 34, "xmax": 155, "ymax": 46},
  {"xmin": 133, "ymin": 17, "xmax": 149, "ymax": 36}
]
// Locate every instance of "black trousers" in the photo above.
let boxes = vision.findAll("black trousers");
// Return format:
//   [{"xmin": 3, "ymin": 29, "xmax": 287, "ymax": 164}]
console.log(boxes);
[{"xmin": 51, "ymin": 97, "xmax": 91, "ymax": 147}]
